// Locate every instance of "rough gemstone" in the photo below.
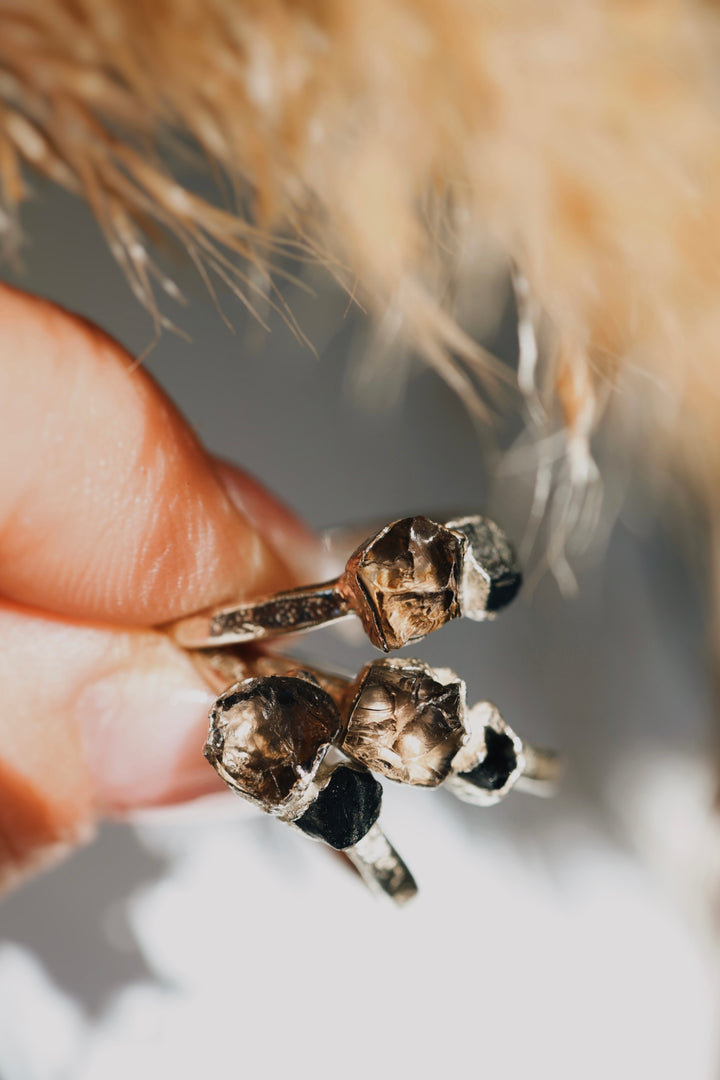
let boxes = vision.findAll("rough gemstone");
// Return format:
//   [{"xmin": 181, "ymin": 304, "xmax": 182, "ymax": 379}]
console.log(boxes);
[
  {"xmin": 446, "ymin": 702, "xmax": 524, "ymax": 806},
  {"xmin": 205, "ymin": 675, "xmax": 342, "ymax": 809},
  {"xmin": 342, "ymin": 658, "xmax": 467, "ymax": 786},
  {"xmin": 446, "ymin": 515, "xmax": 522, "ymax": 618},
  {"xmin": 344, "ymin": 516, "xmax": 464, "ymax": 651},
  {"xmin": 294, "ymin": 765, "xmax": 383, "ymax": 849},
  {"xmin": 461, "ymin": 726, "xmax": 518, "ymax": 791}
]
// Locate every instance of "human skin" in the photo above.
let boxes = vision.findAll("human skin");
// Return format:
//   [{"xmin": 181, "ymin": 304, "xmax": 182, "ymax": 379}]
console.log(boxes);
[{"xmin": 0, "ymin": 284, "xmax": 319, "ymax": 894}]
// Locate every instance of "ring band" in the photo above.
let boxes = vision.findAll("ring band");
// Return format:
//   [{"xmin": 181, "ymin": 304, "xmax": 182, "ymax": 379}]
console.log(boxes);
[
  {"xmin": 345, "ymin": 824, "xmax": 418, "ymax": 905},
  {"xmin": 169, "ymin": 513, "xmax": 522, "ymax": 652}
]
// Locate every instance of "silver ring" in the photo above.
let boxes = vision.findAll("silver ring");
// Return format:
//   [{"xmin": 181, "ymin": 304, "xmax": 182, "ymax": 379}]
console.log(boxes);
[
  {"xmin": 192, "ymin": 649, "xmax": 560, "ymax": 902},
  {"xmin": 202, "ymin": 662, "xmax": 418, "ymax": 904},
  {"xmin": 169, "ymin": 513, "xmax": 521, "ymax": 652}
]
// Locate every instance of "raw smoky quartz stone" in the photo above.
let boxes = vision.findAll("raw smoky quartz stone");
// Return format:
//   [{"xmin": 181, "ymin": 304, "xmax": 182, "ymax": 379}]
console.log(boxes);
[
  {"xmin": 446, "ymin": 515, "xmax": 522, "ymax": 618},
  {"xmin": 343, "ymin": 516, "xmax": 464, "ymax": 651},
  {"xmin": 205, "ymin": 675, "xmax": 342, "ymax": 809},
  {"xmin": 294, "ymin": 765, "xmax": 383, "ymax": 849},
  {"xmin": 342, "ymin": 658, "xmax": 467, "ymax": 786}
]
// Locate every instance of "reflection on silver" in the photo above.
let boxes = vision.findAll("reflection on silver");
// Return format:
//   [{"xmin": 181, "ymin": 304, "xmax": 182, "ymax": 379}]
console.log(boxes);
[{"xmin": 345, "ymin": 824, "xmax": 418, "ymax": 905}]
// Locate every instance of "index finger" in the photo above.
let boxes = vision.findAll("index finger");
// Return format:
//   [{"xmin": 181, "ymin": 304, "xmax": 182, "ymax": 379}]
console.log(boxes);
[{"xmin": 0, "ymin": 285, "xmax": 299, "ymax": 624}]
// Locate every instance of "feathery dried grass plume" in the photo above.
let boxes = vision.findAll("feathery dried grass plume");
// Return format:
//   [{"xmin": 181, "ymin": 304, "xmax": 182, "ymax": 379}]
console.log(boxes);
[{"xmin": 2, "ymin": 0, "xmax": 720, "ymax": 563}]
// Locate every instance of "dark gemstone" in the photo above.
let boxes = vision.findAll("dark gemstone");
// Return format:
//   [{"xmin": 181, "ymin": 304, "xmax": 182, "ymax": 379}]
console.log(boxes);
[
  {"xmin": 485, "ymin": 569, "xmax": 522, "ymax": 612},
  {"xmin": 348, "ymin": 516, "xmax": 463, "ymax": 651},
  {"xmin": 462, "ymin": 726, "xmax": 518, "ymax": 791},
  {"xmin": 205, "ymin": 676, "xmax": 342, "ymax": 808},
  {"xmin": 447, "ymin": 515, "xmax": 522, "ymax": 617},
  {"xmin": 294, "ymin": 766, "xmax": 383, "ymax": 850},
  {"xmin": 342, "ymin": 658, "xmax": 467, "ymax": 786}
]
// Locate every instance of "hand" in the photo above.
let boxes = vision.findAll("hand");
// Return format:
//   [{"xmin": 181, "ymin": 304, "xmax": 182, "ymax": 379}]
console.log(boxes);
[{"xmin": 0, "ymin": 284, "xmax": 316, "ymax": 893}]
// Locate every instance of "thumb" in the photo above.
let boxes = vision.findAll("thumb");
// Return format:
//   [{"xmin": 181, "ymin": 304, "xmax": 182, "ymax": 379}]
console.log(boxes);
[
  {"xmin": 0, "ymin": 283, "xmax": 299, "ymax": 623},
  {"xmin": 0, "ymin": 287, "xmax": 319, "ymax": 892}
]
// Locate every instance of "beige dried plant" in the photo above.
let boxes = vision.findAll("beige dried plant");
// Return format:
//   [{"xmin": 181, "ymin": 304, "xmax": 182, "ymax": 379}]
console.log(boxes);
[{"xmin": 2, "ymin": 0, "xmax": 720, "ymax": 571}]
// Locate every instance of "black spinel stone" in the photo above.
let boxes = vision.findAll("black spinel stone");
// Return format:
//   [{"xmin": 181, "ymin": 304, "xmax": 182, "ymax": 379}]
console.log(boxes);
[
  {"xmin": 462, "ymin": 727, "xmax": 518, "ymax": 791},
  {"xmin": 295, "ymin": 767, "xmax": 382, "ymax": 850},
  {"xmin": 485, "ymin": 569, "xmax": 523, "ymax": 613}
]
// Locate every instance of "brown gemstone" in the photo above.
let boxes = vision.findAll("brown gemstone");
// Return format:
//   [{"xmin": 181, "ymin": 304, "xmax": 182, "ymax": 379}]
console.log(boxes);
[
  {"xmin": 342, "ymin": 516, "xmax": 464, "ymax": 651},
  {"xmin": 342, "ymin": 658, "xmax": 467, "ymax": 786},
  {"xmin": 205, "ymin": 675, "xmax": 342, "ymax": 809}
]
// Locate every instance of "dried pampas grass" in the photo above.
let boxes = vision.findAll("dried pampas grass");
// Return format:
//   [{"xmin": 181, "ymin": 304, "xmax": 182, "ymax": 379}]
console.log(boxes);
[{"xmin": 2, "ymin": 0, "xmax": 720, "ymax": 557}]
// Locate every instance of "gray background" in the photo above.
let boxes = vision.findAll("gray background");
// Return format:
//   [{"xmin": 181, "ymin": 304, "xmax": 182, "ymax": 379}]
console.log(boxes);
[{"xmin": 0, "ymin": 178, "xmax": 715, "ymax": 1078}]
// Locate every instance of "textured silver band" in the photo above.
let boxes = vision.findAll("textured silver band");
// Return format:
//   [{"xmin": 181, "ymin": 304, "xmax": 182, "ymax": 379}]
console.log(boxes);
[
  {"xmin": 345, "ymin": 824, "xmax": 418, "ymax": 905},
  {"xmin": 170, "ymin": 582, "xmax": 352, "ymax": 649}
]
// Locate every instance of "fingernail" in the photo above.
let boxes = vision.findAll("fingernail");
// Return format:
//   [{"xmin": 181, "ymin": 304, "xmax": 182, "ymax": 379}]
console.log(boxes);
[{"xmin": 77, "ymin": 665, "xmax": 221, "ymax": 816}]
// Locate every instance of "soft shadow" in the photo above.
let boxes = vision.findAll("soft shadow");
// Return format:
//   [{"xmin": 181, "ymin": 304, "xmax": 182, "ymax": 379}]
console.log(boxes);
[{"xmin": 0, "ymin": 823, "xmax": 169, "ymax": 1017}]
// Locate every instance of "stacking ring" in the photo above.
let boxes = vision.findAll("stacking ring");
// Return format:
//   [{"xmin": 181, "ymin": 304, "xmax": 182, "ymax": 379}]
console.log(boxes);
[
  {"xmin": 169, "ymin": 513, "xmax": 522, "ymax": 652},
  {"xmin": 192, "ymin": 649, "xmax": 560, "ymax": 902},
  {"xmin": 201, "ymin": 665, "xmax": 418, "ymax": 904}
]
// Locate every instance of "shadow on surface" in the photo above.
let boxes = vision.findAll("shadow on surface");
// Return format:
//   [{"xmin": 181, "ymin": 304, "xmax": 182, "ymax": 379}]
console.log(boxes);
[{"xmin": 0, "ymin": 824, "xmax": 168, "ymax": 1017}]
